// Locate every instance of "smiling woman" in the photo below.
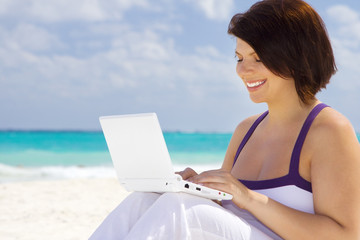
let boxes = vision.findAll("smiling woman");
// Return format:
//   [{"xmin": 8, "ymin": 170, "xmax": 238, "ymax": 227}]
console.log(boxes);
[
  {"xmin": 229, "ymin": 0, "xmax": 337, "ymax": 104},
  {"xmin": 91, "ymin": 0, "xmax": 360, "ymax": 239}
]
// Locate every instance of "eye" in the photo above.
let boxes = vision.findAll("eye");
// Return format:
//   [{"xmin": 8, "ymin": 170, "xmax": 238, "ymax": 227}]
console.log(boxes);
[
  {"xmin": 235, "ymin": 55, "xmax": 243, "ymax": 62},
  {"xmin": 254, "ymin": 55, "xmax": 261, "ymax": 62}
]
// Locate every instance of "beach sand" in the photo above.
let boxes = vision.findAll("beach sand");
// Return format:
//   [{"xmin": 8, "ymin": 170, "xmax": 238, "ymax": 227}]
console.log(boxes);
[{"xmin": 0, "ymin": 178, "xmax": 129, "ymax": 240}]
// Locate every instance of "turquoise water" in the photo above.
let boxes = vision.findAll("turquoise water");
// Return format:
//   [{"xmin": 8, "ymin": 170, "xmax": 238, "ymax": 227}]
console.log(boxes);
[
  {"xmin": 0, "ymin": 131, "xmax": 231, "ymax": 166},
  {"xmin": 1, "ymin": 131, "xmax": 359, "ymax": 183},
  {"xmin": 0, "ymin": 131, "xmax": 231, "ymax": 182}
]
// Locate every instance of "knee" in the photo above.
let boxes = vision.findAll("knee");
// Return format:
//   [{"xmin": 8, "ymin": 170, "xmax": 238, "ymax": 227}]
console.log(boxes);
[
  {"xmin": 125, "ymin": 192, "xmax": 161, "ymax": 203},
  {"xmin": 133, "ymin": 192, "xmax": 155, "ymax": 199},
  {"xmin": 114, "ymin": 192, "xmax": 160, "ymax": 213},
  {"xmin": 158, "ymin": 192, "xmax": 214, "ymax": 206},
  {"xmin": 155, "ymin": 192, "xmax": 209, "ymax": 211},
  {"xmin": 150, "ymin": 193, "xmax": 187, "ymax": 213},
  {"xmin": 157, "ymin": 192, "xmax": 192, "ymax": 204},
  {"xmin": 158, "ymin": 192, "xmax": 181, "ymax": 200}
]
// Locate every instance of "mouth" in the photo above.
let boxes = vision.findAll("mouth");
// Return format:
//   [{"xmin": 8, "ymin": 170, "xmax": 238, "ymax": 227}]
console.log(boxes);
[{"xmin": 246, "ymin": 79, "xmax": 266, "ymax": 89}]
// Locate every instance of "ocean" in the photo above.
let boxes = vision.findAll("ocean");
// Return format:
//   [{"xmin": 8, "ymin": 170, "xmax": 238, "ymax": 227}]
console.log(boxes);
[
  {"xmin": 1, "ymin": 131, "xmax": 359, "ymax": 183},
  {"xmin": 0, "ymin": 131, "xmax": 231, "ymax": 182}
]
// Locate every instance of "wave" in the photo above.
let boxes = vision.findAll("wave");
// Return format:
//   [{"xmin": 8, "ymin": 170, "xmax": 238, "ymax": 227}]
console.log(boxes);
[
  {"xmin": 0, "ymin": 163, "xmax": 222, "ymax": 183},
  {"xmin": 0, "ymin": 163, "xmax": 116, "ymax": 183}
]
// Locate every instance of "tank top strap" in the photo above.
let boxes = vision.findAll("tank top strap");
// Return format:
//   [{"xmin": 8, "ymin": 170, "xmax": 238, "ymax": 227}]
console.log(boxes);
[
  {"xmin": 289, "ymin": 103, "xmax": 330, "ymax": 176},
  {"xmin": 233, "ymin": 111, "xmax": 269, "ymax": 167}
]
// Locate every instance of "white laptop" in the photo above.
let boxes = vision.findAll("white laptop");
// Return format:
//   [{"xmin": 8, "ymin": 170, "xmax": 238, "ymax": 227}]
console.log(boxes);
[{"xmin": 99, "ymin": 113, "xmax": 232, "ymax": 200}]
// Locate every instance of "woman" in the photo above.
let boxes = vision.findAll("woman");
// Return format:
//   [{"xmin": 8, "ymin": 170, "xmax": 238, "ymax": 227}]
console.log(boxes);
[{"xmin": 90, "ymin": 0, "xmax": 360, "ymax": 239}]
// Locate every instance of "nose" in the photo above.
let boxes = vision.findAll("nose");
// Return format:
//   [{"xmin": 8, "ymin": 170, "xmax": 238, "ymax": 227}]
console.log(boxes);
[{"xmin": 236, "ymin": 60, "xmax": 254, "ymax": 79}]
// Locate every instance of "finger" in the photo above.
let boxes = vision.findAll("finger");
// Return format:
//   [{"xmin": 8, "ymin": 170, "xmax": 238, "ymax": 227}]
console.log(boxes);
[
  {"xmin": 177, "ymin": 167, "xmax": 198, "ymax": 180},
  {"xmin": 192, "ymin": 169, "xmax": 229, "ymax": 184}
]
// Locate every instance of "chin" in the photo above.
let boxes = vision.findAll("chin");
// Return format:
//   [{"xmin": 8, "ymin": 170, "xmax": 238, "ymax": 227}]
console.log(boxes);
[{"xmin": 249, "ymin": 95, "xmax": 266, "ymax": 104}]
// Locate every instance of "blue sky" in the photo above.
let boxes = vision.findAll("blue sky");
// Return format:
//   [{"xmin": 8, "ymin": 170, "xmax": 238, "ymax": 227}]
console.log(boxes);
[{"xmin": 1, "ymin": 0, "xmax": 360, "ymax": 132}]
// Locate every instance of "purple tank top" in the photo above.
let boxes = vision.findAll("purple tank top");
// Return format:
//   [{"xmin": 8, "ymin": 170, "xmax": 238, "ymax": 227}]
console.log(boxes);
[{"xmin": 233, "ymin": 103, "xmax": 329, "ymax": 193}]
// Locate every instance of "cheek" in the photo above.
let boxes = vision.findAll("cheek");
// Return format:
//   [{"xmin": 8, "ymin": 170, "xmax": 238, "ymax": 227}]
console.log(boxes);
[{"xmin": 235, "ymin": 63, "xmax": 242, "ymax": 77}]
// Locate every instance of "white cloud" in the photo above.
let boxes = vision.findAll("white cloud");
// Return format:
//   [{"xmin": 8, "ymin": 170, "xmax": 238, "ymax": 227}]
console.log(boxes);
[
  {"xmin": 0, "ymin": 0, "xmax": 12, "ymax": 15},
  {"xmin": 327, "ymin": 5, "xmax": 359, "ymax": 24},
  {"xmin": 195, "ymin": 45, "xmax": 221, "ymax": 58},
  {"xmin": 0, "ymin": 0, "xmax": 150, "ymax": 22},
  {"xmin": 186, "ymin": 0, "xmax": 234, "ymax": 21},
  {"xmin": 326, "ymin": 5, "xmax": 360, "ymax": 42},
  {"xmin": 325, "ymin": 5, "xmax": 360, "ymax": 90},
  {"xmin": 0, "ymin": 22, "xmax": 237, "ymax": 100},
  {"xmin": 3, "ymin": 23, "xmax": 64, "ymax": 52},
  {"xmin": 0, "ymin": 0, "xmax": 250, "ymax": 131}
]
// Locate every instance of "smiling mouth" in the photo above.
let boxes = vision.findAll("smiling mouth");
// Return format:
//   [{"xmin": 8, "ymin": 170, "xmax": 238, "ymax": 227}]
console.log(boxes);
[{"xmin": 246, "ymin": 80, "xmax": 266, "ymax": 88}]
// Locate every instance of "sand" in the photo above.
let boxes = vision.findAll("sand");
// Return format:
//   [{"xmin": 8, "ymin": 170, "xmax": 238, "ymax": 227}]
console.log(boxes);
[{"xmin": 0, "ymin": 178, "xmax": 130, "ymax": 240}]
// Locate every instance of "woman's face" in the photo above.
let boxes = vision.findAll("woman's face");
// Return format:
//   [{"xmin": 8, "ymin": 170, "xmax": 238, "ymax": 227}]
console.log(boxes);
[{"xmin": 235, "ymin": 38, "xmax": 295, "ymax": 104}]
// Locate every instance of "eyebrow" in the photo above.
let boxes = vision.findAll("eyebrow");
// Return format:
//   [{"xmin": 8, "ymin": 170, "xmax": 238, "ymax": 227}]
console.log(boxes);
[{"xmin": 235, "ymin": 50, "xmax": 257, "ymax": 56}]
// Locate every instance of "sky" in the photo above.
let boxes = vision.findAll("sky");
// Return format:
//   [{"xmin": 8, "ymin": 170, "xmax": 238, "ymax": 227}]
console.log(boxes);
[{"xmin": 1, "ymin": 0, "xmax": 360, "ymax": 132}]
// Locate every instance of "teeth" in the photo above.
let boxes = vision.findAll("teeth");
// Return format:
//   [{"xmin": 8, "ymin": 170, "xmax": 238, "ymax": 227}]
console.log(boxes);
[{"xmin": 247, "ymin": 80, "xmax": 265, "ymax": 88}]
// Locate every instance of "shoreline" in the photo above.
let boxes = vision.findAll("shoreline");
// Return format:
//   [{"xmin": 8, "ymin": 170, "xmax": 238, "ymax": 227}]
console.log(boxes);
[
  {"xmin": 0, "ymin": 163, "xmax": 222, "ymax": 184},
  {"xmin": 0, "ymin": 178, "xmax": 129, "ymax": 240}
]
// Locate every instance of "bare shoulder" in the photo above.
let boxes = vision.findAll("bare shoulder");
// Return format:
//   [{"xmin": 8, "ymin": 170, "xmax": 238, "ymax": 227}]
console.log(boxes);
[
  {"xmin": 222, "ymin": 113, "xmax": 264, "ymax": 170},
  {"xmin": 308, "ymin": 106, "xmax": 360, "ymax": 185},
  {"xmin": 308, "ymin": 107, "xmax": 359, "ymax": 146},
  {"xmin": 232, "ymin": 113, "xmax": 264, "ymax": 141}
]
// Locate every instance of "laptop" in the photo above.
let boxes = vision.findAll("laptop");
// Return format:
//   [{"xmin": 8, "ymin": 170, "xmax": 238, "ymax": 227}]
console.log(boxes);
[{"xmin": 99, "ymin": 113, "xmax": 232, "ymax": 200}]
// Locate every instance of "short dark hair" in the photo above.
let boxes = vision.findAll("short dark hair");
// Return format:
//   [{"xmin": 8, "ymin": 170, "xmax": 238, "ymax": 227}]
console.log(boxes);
[{"xmin": 228, "ymin": 0, "xmax": 337, "ymax": 104}]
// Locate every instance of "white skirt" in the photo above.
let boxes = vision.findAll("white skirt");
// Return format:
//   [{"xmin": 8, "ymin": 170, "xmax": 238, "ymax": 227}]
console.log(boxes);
[{"xmin": 89, "ymin": 192, "xmax": 278, "ymax": 240}]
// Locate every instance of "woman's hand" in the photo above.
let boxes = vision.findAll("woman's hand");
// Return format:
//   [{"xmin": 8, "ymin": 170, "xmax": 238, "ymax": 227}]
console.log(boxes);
[
  {"xmin": 190, "ymin": 169, "xmax": 251, "ymax": 209},
  {"xmin": 175, "ymin": 167, "xmax": 198, "ymax": 181}
]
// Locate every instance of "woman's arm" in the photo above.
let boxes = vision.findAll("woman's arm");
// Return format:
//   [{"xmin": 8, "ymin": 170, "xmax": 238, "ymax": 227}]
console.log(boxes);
[
  {"xmin": 248, "ymin": 113, "xmax": 360, "ymax": 239},
  {"xmin": 194, "ymin": 111, "xmax": 360, "ymax": 239}
]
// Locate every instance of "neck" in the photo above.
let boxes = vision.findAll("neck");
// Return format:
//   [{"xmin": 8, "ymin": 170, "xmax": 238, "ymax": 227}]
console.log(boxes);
[{"xmin": 265, "ymin": 97, "xmax": 320, "ymax": 127}]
